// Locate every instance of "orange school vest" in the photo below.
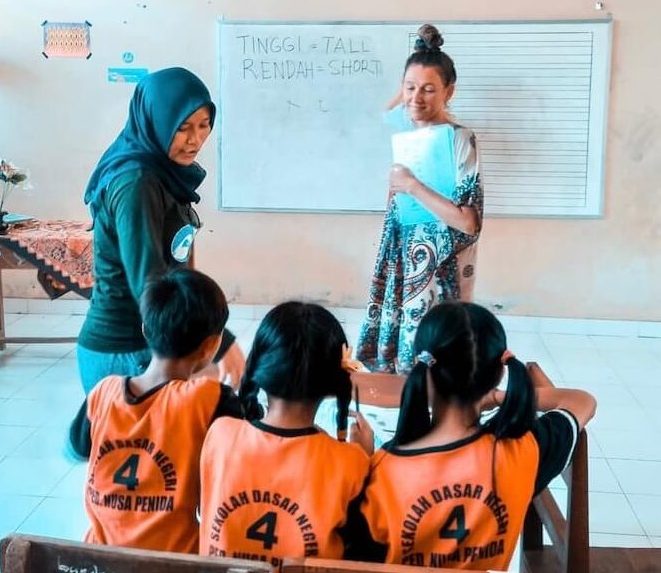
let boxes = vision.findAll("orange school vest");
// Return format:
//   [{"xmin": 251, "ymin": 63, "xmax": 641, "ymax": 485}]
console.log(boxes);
[
  {"xmin": 361, "ymin": 431, "xmax": 539, "ymax": 571},
  {"xmin": 199, "ymin": 418, "xmax": 369, "ymax": 568},
  {"xmin": 84, "ymin": 375, "xmax": 224, "ymax": 553}
]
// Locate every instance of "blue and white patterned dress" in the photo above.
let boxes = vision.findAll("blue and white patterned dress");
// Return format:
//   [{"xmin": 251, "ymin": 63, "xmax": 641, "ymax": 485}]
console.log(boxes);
[{"xmin": 356, "ymin": 123, "xmax": 483, "ymax": 374}]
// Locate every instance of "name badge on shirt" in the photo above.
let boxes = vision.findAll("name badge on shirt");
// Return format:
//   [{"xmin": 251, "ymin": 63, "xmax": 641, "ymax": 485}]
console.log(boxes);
[{"xmin": 171, "ymin": 224, "xmax": 197, "ymax": 263}]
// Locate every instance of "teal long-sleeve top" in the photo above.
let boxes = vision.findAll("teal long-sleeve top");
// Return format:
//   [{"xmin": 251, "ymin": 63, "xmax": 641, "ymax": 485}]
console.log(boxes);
[{"xmin": 78, "ymin": 168, "xmax": 235, "ymax": 354}]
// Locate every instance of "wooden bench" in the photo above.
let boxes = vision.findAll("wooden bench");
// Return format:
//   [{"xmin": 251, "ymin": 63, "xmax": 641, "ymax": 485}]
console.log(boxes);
[
  {"xmin": 0, "ymin": 534, "xmax": 273, "ymax": 573},
  {"xmin": 520, "ymin": 362, "xmax": 661, "ymax": 573},
  {"xmin": 282, "ymin": 557, "xmax": 488, "ymax": 573},
  {"xmin": 350, "ymin": 371, "xmax": 404, "ymax": 408}
]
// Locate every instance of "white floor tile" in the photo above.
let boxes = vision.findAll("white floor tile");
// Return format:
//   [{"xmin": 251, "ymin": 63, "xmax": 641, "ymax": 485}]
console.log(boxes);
[
  {"xmin": 0, "ymin": 378, "xmax": 24, "ymax": 399},
  {"xmin": 588, "ymin": 457, "xmax": 623, "ymax": 493},
  {"xmin": 11, "ymin": 343, "xmax": 76, "ymax": 361},
  {"xmin": 0, "ymin": 494, "xmax": 44, "ymax": 538},
  {"xmin": 4, "ymin": 314, "xmax": 72, "ymax": 336},
  {"xmin": 592, "ymin": 429, "xmax": 661, "ymax": 462},
  {"xmin": 495, "ymin": 314, "xmax": 540, "ymax": 333},
  {"xmin": 225, "ymin": 317, "xmax": 257, "ymax": 338},
  {"xmin": 637, "ymin": 337, "xmax": 661, "ymax": 353},
  {"xmin": 588, "ymin": 405, "xmax": 656, "ymax": 433},
  {"xmin": 586, "ymin": 429, "xmax": 606, "ymax": 458},
  {"xmin": 0, "ymin": 342, "xmax": 26, "ymax": 356},
  {"xmin": 546, "ymin": 350, "xmax": 619, "ymax": 384},
  {"xmin": 0, "ymin": 425, "xmax": 36, "ymax": 457},
  {"xmin": 539, "ymin": 318, "xmax": 590, "ymax": 335},
  {"xmin": 17, "ymin": 496, "xmax": 89, "ymax": 540},
  {"xmin": 0, "ymin": 398, "xmax": 64, "ymax": 427},
  {"xmin": 587, "ymin": 492, "xmax": 646, "ymax": 535},
  {"xmin": 628, "ymin": 384, "xmax": 661, "ymax": 408},
  {"xmin": 0, "ymin": 456, "xmax": 74, "ymax": 496},
  {"xmin": 8, "ymin": 425, "xmax": 74, "ymax": 460},
  {"xmin": 583, "ymin": 320, "xmax": 639, "ymax": 337},
  {"xmin": 35, "ymin": 358, "xmax": 81, "ymax": 384},
  {"xmin": 589, "ymin": 533, "xmax": 652, "ymax": 548},
  {"xmin": 626, "ymin": 494, "xmax": 661, "ymax": 537},
  {"xmin": 542, "ymin": 332, "xmax": 596, "ymax": 349},
  {"xmin": 23, "ymin": 298, "xmax": 88, "ymax": 316},
  {"xmin": 332, "ymin": 308, "xmax": 365, "ymax": 324},
  {"xmin": 638, "ymin": 322, "xmax": 661, "ymax": 338},
  {"xmin": 589, "ymin": 335, "xmax": 647, "ymax": 351},
  {"xmin": 576, "ymin": 383, "xmax": 641, "ymax": 410},
  {"xmin": 10, "ymin": 374, "xmax": 84, "ymax": 404},
  {"xmin": 49, "ymin": 462, "xmax": 88, "ymax": 500},
  {"xmin": 343, "ymin": 322, "xmax": 362, "ymax": 348},
  {"xmin": 608, "ymin": 460, "xmax": 661, "ymax": 496},
  {"xmin": 0, "ymin": 357, "xmax": 57, "ymax": 383}
]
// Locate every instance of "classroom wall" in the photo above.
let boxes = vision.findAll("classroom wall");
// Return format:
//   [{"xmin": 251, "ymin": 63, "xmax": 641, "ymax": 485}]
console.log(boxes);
[{"xmin": 1, "ymin": 0, "xmax": 660, "ymax": 320}]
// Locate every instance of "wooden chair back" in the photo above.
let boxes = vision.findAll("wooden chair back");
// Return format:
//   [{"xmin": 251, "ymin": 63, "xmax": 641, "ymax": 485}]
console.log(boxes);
[
  {"xmin": 520, "ymin": 362, "xmax": 590, "ymax": 573},
  {"xmin": 282, "ymin": 557, "xmax": 487, "ymax": 573},
  {"xmin": 349, "ymin": 371, "xmax": 405, "ymax": 408}
]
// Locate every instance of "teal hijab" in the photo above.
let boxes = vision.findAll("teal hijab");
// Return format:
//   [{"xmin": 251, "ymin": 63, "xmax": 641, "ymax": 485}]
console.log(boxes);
[{"xmin": 84, "ymin": 67, "xmax": 216, "ymax": 218}]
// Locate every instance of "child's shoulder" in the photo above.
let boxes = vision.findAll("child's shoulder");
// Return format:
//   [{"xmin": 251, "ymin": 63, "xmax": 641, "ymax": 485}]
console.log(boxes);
[
  {"xmin": 88, "ymin": 375, "xmax": 127, "ymax": 410},
  {"xmin": 208, "ymin": 413, "xmax": 245, "ymax": 434},
  {"xmin": 320, "ymin": 433, "xmax": 370, "ymax": 467},
  {"xmin": 171, "ymin": 376, "xmax": 223, "ymax": 397}
]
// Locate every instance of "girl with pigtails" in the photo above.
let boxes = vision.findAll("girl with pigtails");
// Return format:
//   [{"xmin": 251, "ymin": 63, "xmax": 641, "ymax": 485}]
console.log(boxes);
[
  {"xmin": 353, "ymin": 301, "xmax": 596, "ymax": 571},
  {"xmin": 198, "ymin": 302, "xmax": 374, "ymax": 566}
]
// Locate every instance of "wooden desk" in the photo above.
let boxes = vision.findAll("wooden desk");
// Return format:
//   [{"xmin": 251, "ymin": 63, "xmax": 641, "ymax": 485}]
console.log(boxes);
[{"xmin": 0, "ymin": 220, "xmax": 93, "ymax": 348}]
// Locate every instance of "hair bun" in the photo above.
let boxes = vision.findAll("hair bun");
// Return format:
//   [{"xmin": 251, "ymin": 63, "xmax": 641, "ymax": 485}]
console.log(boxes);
[{"xmin": 414, "ymin": 24, "xmax": 444, "ymax": 53}]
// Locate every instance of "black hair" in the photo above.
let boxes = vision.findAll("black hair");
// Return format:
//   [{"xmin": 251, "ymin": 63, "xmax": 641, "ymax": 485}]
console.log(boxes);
[
  {"xmin": 239, "ymin": 302, "xmax": 352, "ymax": 437},
  {"xmin": 404, "ymin": 24, "xmax": 457, "ymax": 87},
  {"xmin": 391, "ymin": 301, "xmax": 536, "ymax": 447},
  {"xmin": 140, "ymin": 268, "xmax": 228, "ymax": 359}
]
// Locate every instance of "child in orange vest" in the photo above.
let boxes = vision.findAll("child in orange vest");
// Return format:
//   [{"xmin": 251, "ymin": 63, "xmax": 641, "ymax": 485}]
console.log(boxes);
[
  {"xmin": 354, "ymin": 301, "xmax": 596, "ymax": 571},
  {"xmin": 199, "ymin": 301, "xmax": 373, "ymax": 568},
  {"xmin": 69, "ymin": 268, "xmax": 242, "ymax": 553}
]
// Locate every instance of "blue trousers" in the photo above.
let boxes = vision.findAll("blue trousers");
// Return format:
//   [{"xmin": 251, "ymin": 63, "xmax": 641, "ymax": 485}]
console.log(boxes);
[{"xmin": 77, "ymin": 345, "xmax": 152, "ymax": 395}]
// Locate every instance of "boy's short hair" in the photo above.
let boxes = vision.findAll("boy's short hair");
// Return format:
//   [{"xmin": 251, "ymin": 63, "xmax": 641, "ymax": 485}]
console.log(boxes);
[{"xmin": 140, "ymin": 268, "xmax": 228, "ymax": 358}]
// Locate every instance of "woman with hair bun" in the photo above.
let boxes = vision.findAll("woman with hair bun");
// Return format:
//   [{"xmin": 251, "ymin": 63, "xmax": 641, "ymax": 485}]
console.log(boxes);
[{"xmin": 356, "ymin": 24, "xmax": 484, "ymax": 374}]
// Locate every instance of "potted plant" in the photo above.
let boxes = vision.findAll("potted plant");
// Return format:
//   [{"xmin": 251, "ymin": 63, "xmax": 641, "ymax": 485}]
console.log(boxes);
[{"xmin": 0, "ymin": 159, "xmax": 28, "ymax": 234}]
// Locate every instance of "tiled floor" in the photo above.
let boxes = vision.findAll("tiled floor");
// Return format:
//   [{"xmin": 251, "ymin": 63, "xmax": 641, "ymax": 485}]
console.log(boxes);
[{"xmin": 1, "ymin": 308, "xmax": 661, "ymax": 569}]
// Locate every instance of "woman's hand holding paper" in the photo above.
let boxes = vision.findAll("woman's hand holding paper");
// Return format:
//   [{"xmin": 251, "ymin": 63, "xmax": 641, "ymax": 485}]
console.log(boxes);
[{"xmin": 389, "ymin": 163, "xmax": 420, "ymax": 197}]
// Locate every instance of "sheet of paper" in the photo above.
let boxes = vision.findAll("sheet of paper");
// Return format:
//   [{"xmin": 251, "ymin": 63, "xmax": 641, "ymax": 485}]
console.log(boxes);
[{"xmin": 392, "ymin": 124, "xmax": 456, "ymax": 225}]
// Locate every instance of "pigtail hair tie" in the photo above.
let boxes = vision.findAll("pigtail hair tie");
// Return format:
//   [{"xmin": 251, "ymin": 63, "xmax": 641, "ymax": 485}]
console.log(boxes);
[{"xmin": 501, "ymin": 350, "xmax": 515, "ymax": 365}]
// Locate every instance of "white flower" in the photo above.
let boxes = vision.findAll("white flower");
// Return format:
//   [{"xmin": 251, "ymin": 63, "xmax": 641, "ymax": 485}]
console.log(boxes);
[{"xmin": 0, "ymin": 158, "xmax": 29, "ymax": 214}]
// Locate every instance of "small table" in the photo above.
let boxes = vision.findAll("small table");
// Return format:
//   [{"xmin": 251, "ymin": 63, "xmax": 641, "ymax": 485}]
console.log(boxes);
[{"xmin": 0, "ymin": 220, "xmax": 93, "ymax": 348}]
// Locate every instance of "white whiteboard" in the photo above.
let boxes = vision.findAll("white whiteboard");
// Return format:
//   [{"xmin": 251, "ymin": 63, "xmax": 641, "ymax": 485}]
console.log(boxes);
[{"xmin": 218, "ymin": 20, "xmax": 612, "ymax": 217}]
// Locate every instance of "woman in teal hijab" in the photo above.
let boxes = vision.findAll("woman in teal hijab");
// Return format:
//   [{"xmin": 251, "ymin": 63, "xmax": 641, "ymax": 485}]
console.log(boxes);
[{"xmin": 77, "ymin": 67, "xmax": 245, "ymax": 393}]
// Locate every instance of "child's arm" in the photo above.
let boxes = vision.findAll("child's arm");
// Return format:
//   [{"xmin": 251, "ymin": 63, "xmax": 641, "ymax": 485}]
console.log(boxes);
[
  {"xmin": 209, "ymin": 384, "xmax": 245, "ymax": 421},
  {"xmin": 68, "ymin": 399, "xmax": 92, "ymax": 460},
  {"xmin": 480, "ymin": 386, "xmax": 596, "ymax": 432},
  {"xmin": 349, "ymin": 411, "xmax": 374, "ymax": 456},
  {"xmin": 530, "ymin": 387, "xmax": 596, "ymax": 495},
  {"xmin": 340, "ymin": 492, "xmax": 388, "ymax": 563},
  {"xmin": 535, "ymin": 386, "xmax": 596, "ymax": 431}
]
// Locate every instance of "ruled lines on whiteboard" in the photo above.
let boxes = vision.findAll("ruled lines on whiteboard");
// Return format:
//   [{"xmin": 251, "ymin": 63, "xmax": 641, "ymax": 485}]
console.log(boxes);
[{"xmin": 444, "ymin": 29, "xmax": 606, "ymax": 216}]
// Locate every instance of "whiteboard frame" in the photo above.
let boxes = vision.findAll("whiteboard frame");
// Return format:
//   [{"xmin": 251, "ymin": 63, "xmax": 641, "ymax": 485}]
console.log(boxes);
[{"xmin": 217, "ymin": 18, "xmax": 613, "ymax": 218}]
